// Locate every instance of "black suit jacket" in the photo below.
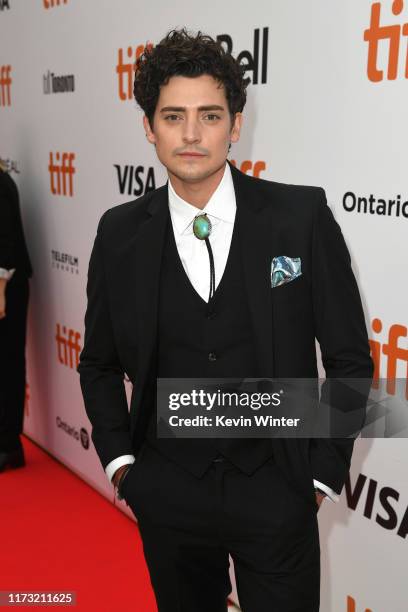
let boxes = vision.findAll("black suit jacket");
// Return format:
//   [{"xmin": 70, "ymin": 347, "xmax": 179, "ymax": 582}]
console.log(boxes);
[
  {"xmin": 0, "ymin": 169, "xmax": 33, "ymax": 279},
  {"xmin": 77, "ymin": 160, "xmax": 373, "ymax": 501}
]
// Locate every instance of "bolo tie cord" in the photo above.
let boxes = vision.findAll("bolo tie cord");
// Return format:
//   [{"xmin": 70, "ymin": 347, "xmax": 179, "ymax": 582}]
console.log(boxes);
[
  {"xmin": 192, "ymin": 213, "xmax": 215, "ymax": 302},
  {"xmin": 204, "ymin": 237, "xmax": 215, "ymax": 301}
]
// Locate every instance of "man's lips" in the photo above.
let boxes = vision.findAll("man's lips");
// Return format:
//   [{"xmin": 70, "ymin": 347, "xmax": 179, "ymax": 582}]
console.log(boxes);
[{"xmin": 178, "ymin": 152, "xmax": 206, "ymax": 157}]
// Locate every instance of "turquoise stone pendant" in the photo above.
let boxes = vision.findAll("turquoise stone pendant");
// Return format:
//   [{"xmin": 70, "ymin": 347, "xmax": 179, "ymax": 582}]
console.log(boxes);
[{"xmin": 193, "ymin": 214, "xmax": 212, "ymax": 240}]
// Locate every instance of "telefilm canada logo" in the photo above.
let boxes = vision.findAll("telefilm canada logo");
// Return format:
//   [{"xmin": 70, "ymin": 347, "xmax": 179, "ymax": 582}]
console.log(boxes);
[
  {"xmin": 114, "ymin": 163, "xmax": 156, "ymax": 196},
  {"xmin": 364, "ymin": 0, "xmax": 408, "ymax": 82},
  {"xmin": 43, "ymin": 70, "xmax": 75, "ymax": 94},
  {"xmin": 51, "ymin": 250, "xmax": 79, "ymax": 275},
  {"xmin": 56, "ymin": 417, "xmax": 90, "ymax": 450}
]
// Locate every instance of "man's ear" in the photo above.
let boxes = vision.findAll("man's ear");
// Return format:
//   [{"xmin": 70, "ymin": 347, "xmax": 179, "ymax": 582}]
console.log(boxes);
[
  {"xmin": 143, "ymin": 115, "xmax": 156, "ymax": 145},
  {"xmin": 230, "ymin": 112, "xmax": 243, "ymax": 144}
]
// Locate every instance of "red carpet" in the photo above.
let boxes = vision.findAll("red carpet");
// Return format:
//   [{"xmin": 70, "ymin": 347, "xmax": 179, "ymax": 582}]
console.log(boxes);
[
  {"xmin": 0, "ymin": 435, "xmax": 157, "ymax": 611},
  {"xmin": 0, "ymin": 436, "xmax": 239, "ymax": 611}
]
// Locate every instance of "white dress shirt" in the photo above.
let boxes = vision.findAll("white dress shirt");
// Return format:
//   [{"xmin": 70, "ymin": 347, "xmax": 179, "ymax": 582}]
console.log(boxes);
[
  {"xmin": 0, "ymin": 268, "xmax": 15, "ymax": 280},
  {"xmin": 105, "ymin": 163, "xmax": 338, "ymax": 502}
]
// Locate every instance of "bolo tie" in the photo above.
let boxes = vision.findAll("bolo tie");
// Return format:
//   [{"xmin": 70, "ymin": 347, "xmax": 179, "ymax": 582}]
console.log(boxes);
[{"xmin": 192, "ymin": 213, "xmax": 215, "ymax": 302}]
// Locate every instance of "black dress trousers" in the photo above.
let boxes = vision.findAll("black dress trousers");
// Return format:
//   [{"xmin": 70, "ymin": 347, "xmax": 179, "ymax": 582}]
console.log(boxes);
[
  {"xmin": 0, "ymin": 273, "xmax": 29, "ymax": 451},
  {"xmin": 121, "ymin": 440, "xmax": 320, "ymax": 612}
]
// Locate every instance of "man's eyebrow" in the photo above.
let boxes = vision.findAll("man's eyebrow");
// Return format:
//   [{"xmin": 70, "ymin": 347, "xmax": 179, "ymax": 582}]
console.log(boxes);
[{"xmin": 159, "ymin": 105, "xmax": 226, "ymax": 113}]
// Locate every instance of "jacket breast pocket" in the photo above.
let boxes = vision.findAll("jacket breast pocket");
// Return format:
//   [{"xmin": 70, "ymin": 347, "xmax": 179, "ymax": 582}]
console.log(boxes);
[{"xmin": 271, "ymin": 274, "xmax": 307, "ymax": 301}]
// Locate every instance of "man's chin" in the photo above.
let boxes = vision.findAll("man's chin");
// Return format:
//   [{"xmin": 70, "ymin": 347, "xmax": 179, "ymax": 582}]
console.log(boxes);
[
  {"xmin": 167, "ymin": 159, "xmax": 225, "ymax": 183},
  {"xmin": 168, "ymin": 165, "xmax": 212, "ymax": 183}
]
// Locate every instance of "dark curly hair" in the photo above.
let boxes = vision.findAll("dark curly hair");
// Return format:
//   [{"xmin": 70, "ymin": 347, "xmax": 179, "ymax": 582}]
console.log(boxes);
[{"xmin": 133, "ymin": 27, "xmax": 248, "ymax": 129}]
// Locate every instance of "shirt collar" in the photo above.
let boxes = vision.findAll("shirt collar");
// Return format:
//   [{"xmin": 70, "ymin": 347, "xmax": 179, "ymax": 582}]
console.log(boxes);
[{"xmin": 168, "ymin": 161, "xmax": 236, "ymax": 235}]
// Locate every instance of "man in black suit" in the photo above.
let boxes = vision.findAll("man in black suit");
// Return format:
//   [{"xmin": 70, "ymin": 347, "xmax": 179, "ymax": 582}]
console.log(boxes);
[
  {"xmin": 78, "ymin": 29, "xmax": 373, "ymax": 611},
  {"xmin": 0, "ymin": 163, "xmax": 33, "ymax": 471}
]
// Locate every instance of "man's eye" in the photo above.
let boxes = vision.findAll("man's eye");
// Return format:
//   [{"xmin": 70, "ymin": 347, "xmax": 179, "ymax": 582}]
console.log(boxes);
[
  {"xmin": 164, "ymin": 115, "xmax": 181, "ymax": 121},
  {"xmin": 205, "ymin": 114, "xmax": 220, "ymax": 120}
]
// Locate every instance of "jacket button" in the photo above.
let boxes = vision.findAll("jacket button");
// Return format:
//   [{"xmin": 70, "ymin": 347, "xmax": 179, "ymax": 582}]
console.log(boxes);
[
  {"xmin": 206, "ymin": 310, "xmax": 216, "ymax": 319},
  {"xmin": 208, "ymin": 352, "xmax": 217, "ymax": 361}
]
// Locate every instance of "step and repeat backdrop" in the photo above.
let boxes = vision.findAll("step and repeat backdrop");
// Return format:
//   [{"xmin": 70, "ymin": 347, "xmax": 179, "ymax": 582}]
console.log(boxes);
[{"xmin": 1, "ymin": 1, "xmax": 407, "ymax": 610}]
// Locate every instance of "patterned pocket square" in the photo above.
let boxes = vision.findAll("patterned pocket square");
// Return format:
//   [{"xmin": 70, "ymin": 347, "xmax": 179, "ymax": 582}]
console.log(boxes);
[{"xmin": 271, "ymin": 256, "xmax": 302, "ymax": 288}]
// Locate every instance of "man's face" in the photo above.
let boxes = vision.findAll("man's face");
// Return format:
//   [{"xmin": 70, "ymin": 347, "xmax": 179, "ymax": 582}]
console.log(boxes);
[{"xmin": 143, "ymin": 74, "xmax": 242, "ymax": 183}]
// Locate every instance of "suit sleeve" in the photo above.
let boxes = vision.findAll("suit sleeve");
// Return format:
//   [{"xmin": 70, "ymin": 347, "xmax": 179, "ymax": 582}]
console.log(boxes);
[
  {"xmin": 77, "ymin": 210, "xmax": 134, "ymax": 470},
  {"xmin": 309, "ymin": 188, "xmax": 374, "ymax": 495},
  {"xmin": 0, "ymin": 173, "xmax": 17, "ymax": 269}
]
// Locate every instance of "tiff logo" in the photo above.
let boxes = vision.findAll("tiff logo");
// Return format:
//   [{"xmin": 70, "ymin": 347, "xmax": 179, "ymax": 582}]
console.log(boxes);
[
  {"xmin": 369, "ymin": 318, "xmax": 408, "ymax": 399},
  {"xmin": 0, "ymin": 0, "xmax": 10, "ymax": 10},
  {"xmin": 43, "ymin": 0, "xmax": 68, "ymax": 8},
  {"xmin": 346, "ymin": 596, "xmax": 373, "ymax": 612},
  {"xmin": 364, "ymin": 0, "xmax": 408, "ymax": 81},
  {"xmin": 116, "ymin": 42, "xmax": 153, "ymax": 101},
  {"xmin": 56, "ymin": 323, "xmax": 81, "ymax": 369},
  {"xmin": 0, "ymin": 65, "xmax": 12, "ymax": 106},
  {"xmin": 229, "ymin": 159, "xmax": 266, "ymax": 177},
  {"xmin": 48, "ymin": 152, "xmax": 75, "ymax": 196}
]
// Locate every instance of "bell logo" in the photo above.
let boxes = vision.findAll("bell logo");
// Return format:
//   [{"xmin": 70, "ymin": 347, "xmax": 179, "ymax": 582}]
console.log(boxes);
[
  {"xmin": 0, "ymin": 65, "xmax": 12, "ymax": 106},
  {"xmin": 217, "ymin": 28, "xmax": 269, "ymax": 85},
  {"xmin": 48, "ymin": 152, "xmax": 75, "ymax": 196},
  {"xmin": 43, "ymin": 0, "xmax": 68, "ymax": 8},
  {"xmin": 347, "ymin": 596, "xmax": 373, "ymax": 612},
  {"xmin": 56, "ymin": 323, "xmax": 81, "ymax": 369},
  {"xmin": 229, "ymin": 159, "xmax": 266, "ymax": 177},
  {"xmin": 369, "ymin": 318, "xmax": 408, "ymax": 399},
  {"xmin": 116, "ymin": 43, "xmax": 153, "ymax": 101},
  {"xmin": 364, "ymin": 0, "xmax": 408, "ymax": 81}
]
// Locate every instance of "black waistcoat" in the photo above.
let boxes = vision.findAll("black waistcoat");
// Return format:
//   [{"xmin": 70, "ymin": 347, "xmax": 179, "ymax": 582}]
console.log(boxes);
[{"xmin": 144, "ymin": 207, "xmax": 275, "ymax": 477}]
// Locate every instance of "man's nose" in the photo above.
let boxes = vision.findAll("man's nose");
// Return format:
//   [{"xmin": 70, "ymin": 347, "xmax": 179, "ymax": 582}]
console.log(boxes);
[{"xmin": 182, "ymin": 117, "xmax": 201, "ymax": 143}]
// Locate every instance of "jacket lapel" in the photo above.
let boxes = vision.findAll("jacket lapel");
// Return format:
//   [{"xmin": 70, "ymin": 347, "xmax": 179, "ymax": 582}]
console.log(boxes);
[
  {"xmin": 229, "ymin": 161, "xmax": 275, "ymax": 378},
  {"xmin": 131, "ymin": 184, "xmax": 169, "ymax": 381}
]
